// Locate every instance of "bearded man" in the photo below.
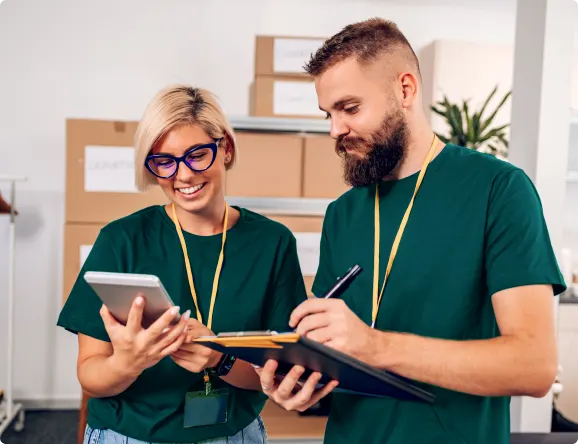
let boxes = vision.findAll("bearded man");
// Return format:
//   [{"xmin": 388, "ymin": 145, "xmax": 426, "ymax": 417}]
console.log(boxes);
[{"xmin": 256, "ymin": 18, "xmax": 566, "ymax": 444}]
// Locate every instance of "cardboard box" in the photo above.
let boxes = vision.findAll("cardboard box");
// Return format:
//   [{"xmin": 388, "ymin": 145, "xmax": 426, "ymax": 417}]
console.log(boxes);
[
  {"xmin": 255, "ymin": 36, "xmax": 326, "ymax": 78},
  {"xmin": 251, "ymin": 76, "xmax": 325, "ymax": 119},
  {"xmin": 66, "ymin": 119, "xmax": 167, "ymax": 224},
  {"xmin": 225, "ymin": 132, "xmax": 303, "ymax": 197},
  {"xmin": 261, "ymin": 400, "xmax": 326, "ymax": 439},
  {"xmin": 62, "ymin": 222, "xmax": 102, "ymax": 303},
  {"xmin": 269, "ymin": 215, "xmax": 323, "ymax": 232},
  {"xmin": 303, "ymin": 135, "xmax": 351, "ymax": 198}
]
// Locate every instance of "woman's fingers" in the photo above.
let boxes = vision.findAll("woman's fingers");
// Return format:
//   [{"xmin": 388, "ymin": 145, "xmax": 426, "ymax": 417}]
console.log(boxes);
[
  {"xmin": 145, "ymin": 305, "xmax": 181, "ymax": 341},
  {"xmin": 300, "ymin": 380, "xmax": 339, "ymax": 411},
  {"xmin": 274, "ymin": 365, "xmax": 306, "ymax": 401},
  {"xmin": 99, "ymin": 304, "xmax": 120, "ymax": 333},
  {"xmin": 258, "ymin": 360, "xmax": 279, "ymax": 393},
  {"xmin": 125, "ymin": 295, "xmax": 145, "ymax": 334},
  {"xmin": 149, "ymin": 310, "xmax": 190, "ymax": 355}
]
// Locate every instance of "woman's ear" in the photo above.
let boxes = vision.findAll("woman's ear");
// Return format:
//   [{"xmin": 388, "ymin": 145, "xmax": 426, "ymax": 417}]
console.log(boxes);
[{"xmin": 223, "ymin": 134, "xmax": 234, "ymax": 166}]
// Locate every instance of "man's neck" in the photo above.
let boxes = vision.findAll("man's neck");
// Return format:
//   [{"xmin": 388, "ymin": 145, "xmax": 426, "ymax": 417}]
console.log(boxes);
[
  {"xmin": 386, "ymin": 126, "xmax": 443, "ymax": 181},
  {"xmin": 169, "ymin": 199, "xmax": 237, "ymax": 236}
]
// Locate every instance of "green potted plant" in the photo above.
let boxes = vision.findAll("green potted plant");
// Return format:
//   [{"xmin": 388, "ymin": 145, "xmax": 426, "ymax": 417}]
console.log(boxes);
[{"xmin": 431, "ymin": 85, "xmax": 511, "ymax": 159}]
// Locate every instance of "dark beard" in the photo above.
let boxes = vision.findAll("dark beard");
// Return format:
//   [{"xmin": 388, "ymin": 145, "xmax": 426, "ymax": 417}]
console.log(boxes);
[{"xmin": 336, "ymin": 110, "xmax": 409, "ymax": 188}]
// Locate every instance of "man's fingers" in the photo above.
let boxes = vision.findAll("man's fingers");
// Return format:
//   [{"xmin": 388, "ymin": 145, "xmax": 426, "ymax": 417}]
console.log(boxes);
[
  {"xmin": 304, "ymin": 326, "xmax": 334, "ymax": 344},
  {"xmin": 125, "ymin": 295, "xmax": 145, "ymax": 334},
  {"xmin": 289, "ymin": 299, "xmax": 340, "ymax": 329},
  {"xmin": 146, "ymin": 305, "xmax": 181, "ymax": 339},
  {"xmin": 295, "ymin": 314, "xmax": 331, "ymax": 338}
]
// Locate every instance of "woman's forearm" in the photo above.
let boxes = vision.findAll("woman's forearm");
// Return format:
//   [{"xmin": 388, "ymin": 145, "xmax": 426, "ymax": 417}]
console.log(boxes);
[
  {"xmin": 220, "ymin": 359, "xmax": 262, "ymax": 391},
  {"xmin": 78, "ymin": 354, "xmax": 141, "ymax": 398}
]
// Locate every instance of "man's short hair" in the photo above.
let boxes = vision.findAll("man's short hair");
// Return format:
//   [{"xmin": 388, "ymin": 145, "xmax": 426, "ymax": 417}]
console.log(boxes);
[{"xmin": 304, "ymin": 18, "xmax": 420, "ymax": 79}]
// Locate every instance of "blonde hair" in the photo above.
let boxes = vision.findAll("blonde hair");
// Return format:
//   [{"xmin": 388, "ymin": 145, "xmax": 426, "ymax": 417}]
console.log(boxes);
[{"xmin": 134, "ymin": 84, "xmax": 237, "ymax": 191}]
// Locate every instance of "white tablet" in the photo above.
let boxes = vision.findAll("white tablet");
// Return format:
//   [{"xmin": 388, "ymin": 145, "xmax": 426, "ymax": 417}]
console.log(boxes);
[{"xmin": 83, "ymin": 271, "xmax": 180, "ymax": 328}]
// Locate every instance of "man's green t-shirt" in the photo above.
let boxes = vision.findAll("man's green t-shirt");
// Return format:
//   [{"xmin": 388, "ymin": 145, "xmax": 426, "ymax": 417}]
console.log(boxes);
[
  {"xmin": 57, "ymin": 205, "xmax": 307, "ymax": 443},
  {"xmin": 312, "ymin": 144, "xmax": 566, "ymax": 444}
]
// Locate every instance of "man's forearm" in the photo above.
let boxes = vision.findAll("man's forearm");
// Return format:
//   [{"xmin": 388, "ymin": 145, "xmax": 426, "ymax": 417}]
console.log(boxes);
[
  {"xmin": 78, "ymin": 354, "xmax": 140, "ymax": 398},
  {"xmin": 220, "ymin": 359, "xmax": 262, "ymax": 391},
  {"xmin": 374, "ymin": 331, "xmax": 557, "ymax": 397}
]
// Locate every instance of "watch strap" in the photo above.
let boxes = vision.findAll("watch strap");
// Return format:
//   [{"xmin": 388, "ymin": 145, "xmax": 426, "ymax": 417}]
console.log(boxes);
[{"xmin": 215, "ymin": 354, "xmax": 237, "ymax": 377}]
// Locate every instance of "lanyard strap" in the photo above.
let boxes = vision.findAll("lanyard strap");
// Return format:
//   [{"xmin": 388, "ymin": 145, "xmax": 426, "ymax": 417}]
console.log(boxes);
[
  {"xmin": 372, "ymin": 135, "xmax": 439, "ymax": 328},
  {"xmin": 171, "ymin": 202, "xmax": 228, "ymax": 331}
]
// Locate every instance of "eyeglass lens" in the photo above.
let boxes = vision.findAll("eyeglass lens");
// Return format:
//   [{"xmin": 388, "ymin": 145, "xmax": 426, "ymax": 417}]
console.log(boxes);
[{"xmin": 148, "ymin": 147, "xmax": 214, "ymax": 177}]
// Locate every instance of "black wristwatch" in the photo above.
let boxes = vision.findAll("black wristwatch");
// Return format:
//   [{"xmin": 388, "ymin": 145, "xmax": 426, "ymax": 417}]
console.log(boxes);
[{"xmin": 215, "ymin": 354, "xmax": 237, "ymax": 377}]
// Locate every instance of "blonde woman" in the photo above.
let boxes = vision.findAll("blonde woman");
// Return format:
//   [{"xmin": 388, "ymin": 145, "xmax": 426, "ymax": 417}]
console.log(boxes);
[{"xmin": 57, "ymin": 85, "xmax": 307, "ymax": 443}]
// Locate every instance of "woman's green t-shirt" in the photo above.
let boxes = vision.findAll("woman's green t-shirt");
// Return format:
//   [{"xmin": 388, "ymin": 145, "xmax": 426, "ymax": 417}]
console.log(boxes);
[{"xmin": 57, "ymin": 205, "xmax": 307, "ymax": 443}]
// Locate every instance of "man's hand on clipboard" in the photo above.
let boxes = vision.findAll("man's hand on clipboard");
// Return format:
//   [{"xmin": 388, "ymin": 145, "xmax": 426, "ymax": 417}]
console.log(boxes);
[
  {"xmin": 290, "ymin": 298, "xmax": 380, "ymax": 367},
  {"xmin": 254, "ymin": 361, "xmax": 339, "ymax": 412}
]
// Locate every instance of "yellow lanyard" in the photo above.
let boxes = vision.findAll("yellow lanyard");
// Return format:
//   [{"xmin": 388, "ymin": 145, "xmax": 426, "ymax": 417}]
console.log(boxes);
[
  {"xmin": 372, "ymin": 134, "xmax": 439, "ymax": 328},
  {"xmin": 171, "ymin": 202, "xmax": 228, "ymax": 331}
]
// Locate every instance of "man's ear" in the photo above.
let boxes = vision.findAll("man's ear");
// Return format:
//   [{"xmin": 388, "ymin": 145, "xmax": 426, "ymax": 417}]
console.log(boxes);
[{"xmin": 399, "ymin": 71, "xmax": 419, "ymax": 109}]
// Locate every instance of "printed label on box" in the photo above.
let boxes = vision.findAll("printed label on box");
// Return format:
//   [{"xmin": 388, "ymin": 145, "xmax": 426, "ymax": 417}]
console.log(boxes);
[
  {"xmin": 294, "ymin": 232, "xmax": 321, "ymax": 276},
  {"xmin": 85, "ymin": 146, "xmax": 138, "ymax": 193},
  {"xmin": 80, "ymin": 244, "xmax": 93, "ymax": 267},
  {"xmin": 273, "ymin": 38, "xmax": 325, "ymax": 73},
  {"xmin": 273, "ymin": 81, "xmax": 324, "ymax": 117}
]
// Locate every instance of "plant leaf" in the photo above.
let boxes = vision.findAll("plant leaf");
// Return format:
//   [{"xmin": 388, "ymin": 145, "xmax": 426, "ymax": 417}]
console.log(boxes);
[
  {"xmin": 431, "ymin": 106, "xmax": 448, "ymax": 118},
  {"xmin": 478, "ymin": 85, "xmax": 498, "ymax": 121},
  {"xmin": 481, "ymin": 90, "xmax": 511, "ymax": 133},
  {"xmin": 478, "ymin": 125, "xmax": 509, "ymax": 144}
]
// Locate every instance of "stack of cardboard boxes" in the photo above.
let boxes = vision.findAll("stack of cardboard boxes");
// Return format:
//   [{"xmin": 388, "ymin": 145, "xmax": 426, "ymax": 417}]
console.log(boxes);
[{"xmin": 251, "ymin": 35, "xmax": 325, "ymax": 120}]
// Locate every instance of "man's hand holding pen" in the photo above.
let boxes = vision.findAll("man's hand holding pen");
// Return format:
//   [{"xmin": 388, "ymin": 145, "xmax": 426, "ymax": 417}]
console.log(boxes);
[
  {"xmin": 290, "ymin": 297, "xmax": 380, "ymax": 367},
  {"xmin": 255, "ymin": 265, "xmax": 379, "ymax": 412}
]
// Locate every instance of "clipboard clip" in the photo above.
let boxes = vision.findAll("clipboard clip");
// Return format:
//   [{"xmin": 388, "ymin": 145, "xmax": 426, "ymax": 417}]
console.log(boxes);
[{"xmin": 217, "ymin": 330, "xmax": 279, "ymax": 337}]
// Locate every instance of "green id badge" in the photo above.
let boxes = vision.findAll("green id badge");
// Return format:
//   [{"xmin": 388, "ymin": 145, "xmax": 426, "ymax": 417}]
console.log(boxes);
[{"xmin": 184, "ymin": 372, "xmax": 229, "ymax": 428}]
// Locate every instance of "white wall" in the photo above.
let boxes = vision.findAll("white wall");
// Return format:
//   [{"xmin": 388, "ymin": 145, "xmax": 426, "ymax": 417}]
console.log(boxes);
[{"xmin": 0, "ymin": 0, "xmax": 518, "ymax": 406}]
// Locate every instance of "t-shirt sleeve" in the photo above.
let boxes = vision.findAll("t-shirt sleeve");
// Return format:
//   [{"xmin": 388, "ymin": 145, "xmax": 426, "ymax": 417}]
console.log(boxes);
[
  {"xmin": 485, "ymin": 168, "xmax": 567, "ymax": 297},
  {"xmin": 57, "ymin": 229, "xmax": 122, "ymax": 342},
  {"xmin": 263, "ymin": 230, "xmax": 308, "ymax": 333},
  {"xmin": 311, "ymin": 202, "xmax": 337, "ymax": 298}
]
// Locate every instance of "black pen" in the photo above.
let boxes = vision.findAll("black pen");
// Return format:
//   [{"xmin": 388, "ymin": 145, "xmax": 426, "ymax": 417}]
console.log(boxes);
[
  {"xmin": 293, "ymin": 265, "xmax": 362, "ymax": 333},
  {"xmin": 320, "ymin": 264, "xmax": 362, "ymax": 299}
]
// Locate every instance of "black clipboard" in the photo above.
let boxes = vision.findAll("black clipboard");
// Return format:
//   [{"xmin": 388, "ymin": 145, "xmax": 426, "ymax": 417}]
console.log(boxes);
[{"xmin": 194, "ymin": 332, "xmax": 435, "ymax": 403}]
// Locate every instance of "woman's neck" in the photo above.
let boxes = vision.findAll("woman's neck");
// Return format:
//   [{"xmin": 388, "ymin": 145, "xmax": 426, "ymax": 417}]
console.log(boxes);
[{"xmin": 168, "ymin": 200, "xmax": 239, "ymax": 236}]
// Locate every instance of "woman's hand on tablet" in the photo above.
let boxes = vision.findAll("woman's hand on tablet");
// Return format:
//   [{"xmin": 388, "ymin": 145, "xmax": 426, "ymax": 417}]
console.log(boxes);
[
  {"xmin": 100, "ymin": 294, "xmax": 190, "ymax": 376},
  {"xmin": 169, "ymin": 319, "xmax": 223, "ymax": 373}
]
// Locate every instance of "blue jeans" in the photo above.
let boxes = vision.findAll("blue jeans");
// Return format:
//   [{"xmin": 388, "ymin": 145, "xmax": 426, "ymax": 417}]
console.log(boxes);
[{"xmin": 83, "ymin": 417, "xmax": 268, "ymax": 444}]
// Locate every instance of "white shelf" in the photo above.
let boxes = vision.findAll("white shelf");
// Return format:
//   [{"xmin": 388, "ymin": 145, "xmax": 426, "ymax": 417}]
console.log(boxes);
[
  {"xmin": 228, "ymin": 116, "xmax": 330, "ymax": 134},
  {"xmin": 0, "ymin": 174, "xmax": 26, "ymax": 182},
  {"xmin": 226, "ymin": 196, "xmax": 331, "ymax": 217},
  {"xmin": 571, "ymin": 111, "xmax": 578, "ymax": 125},
  {"xmin": 567, "ymin": 171, "xmax": 578, "ymax": 183}
]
